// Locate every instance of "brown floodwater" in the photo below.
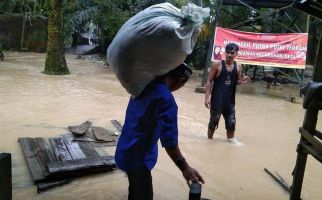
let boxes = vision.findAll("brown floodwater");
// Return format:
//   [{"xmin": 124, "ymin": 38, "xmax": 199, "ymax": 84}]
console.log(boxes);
[{"xmin": 0, "ymin": 52, "xmax": 321, "ymax": 200}]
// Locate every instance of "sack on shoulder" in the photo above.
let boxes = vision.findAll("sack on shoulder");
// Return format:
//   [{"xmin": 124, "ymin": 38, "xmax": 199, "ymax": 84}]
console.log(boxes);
[{"xmin": 107, "ymin": 3, "xmax": 209, "ymax": 97}]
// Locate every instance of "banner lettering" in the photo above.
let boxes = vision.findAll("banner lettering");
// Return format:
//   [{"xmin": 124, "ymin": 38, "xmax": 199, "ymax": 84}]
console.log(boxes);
[{"xmin": 212, "ymin": 27, "xmax": 308, "ymax": 69}]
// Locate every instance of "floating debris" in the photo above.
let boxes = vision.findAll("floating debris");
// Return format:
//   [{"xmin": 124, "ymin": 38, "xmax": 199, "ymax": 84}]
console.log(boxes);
[{"xmin": 18, "ymin": 120, "xmax": 122, "ymax": 193}]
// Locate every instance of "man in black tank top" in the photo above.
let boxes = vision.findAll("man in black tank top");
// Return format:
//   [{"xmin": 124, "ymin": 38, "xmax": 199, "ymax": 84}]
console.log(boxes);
[{"xmin": 204, "ymin": 43, "xmax": 250, "ymax": 145}]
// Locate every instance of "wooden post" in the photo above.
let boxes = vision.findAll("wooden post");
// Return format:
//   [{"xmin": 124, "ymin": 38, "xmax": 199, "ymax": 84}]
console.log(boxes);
[
  {"xmin": 312, "ymin": 29, "xmax": 322, "ymax": 83},
  {"xmin": 289, "ymin": 109, "xmax": 317, "ymax": 200},
  {"xmin": 200, "ymin": 0, "xmax": 224, "ymax": 87},
  {"xmin": 289, "ymin": 20, "xmax": 322, "ymax": 200},
  {"xmin": 0, "ymin": 153, "xmax": 12, "ymax": 200}
]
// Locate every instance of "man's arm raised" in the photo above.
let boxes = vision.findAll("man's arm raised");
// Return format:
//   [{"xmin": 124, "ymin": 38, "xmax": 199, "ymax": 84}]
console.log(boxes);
[{"xmin": 236, "ymin": 63, "xmax": 250, "ymax": 84}]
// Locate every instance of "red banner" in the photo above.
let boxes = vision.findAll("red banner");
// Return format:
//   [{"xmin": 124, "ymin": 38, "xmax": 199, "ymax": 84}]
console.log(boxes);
[{"xmin": 212, "ymin": 27, "xmax": 308, "ymax": 69}]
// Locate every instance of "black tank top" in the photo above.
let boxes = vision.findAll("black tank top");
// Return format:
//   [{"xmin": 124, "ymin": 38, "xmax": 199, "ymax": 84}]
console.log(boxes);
[{"xmin": 211, "ymin": 60, "xmax": 237, "ymax": 108}]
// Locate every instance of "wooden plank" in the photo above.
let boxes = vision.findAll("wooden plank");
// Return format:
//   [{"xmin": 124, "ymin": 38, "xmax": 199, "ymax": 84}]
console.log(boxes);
[
  {"xmin": 0, "ymin": 153, "xmax": 12, "ymax": 200},
  {"xmin": 34, "ymin": 138, "xmax": 56, "ymax": 176},
  {"xmin": 77, "ymin": 142, "xmax": 100, "ymax": 158},
  {"xmin": 92, "ymin": 142, "xmax": 117, "ymax": 148},
  {"xmin": 73, "ymin": 137, "xmax": 103, "ymax": 142},
  {"xmin": 111, "ymin": 119, "xmax": 123, "ymax": 133},
  {"xmin": 37, "ymin": 179, "xmax": 72, "ymax": 193},
  {"xmin": 94, "ymin": 147, "xmax": 109, "ymax": 157},
  {"xmin": 68, "ymin": 121, "xmax": 92, "ymax": 136},
  {"xmin": 61, "ymin": 133, "xmax": 74, "ymax": 143},
  {"xmin": 62, "ymin": 132, "xmax": 118, "ymax": 148},
  {"xmin": 64, "ymin": 141, "xmax": 86, "ymax": 160},
  {"xmin": 290, "ymin": 108, "xmax": 318, "ymax": 200},
  {"xmin": 299, "ymin": 128, "xmax": 322, "ymax": 155},
  {"xmin": 37, "ymin": 138, "xmax": 73, "ymax": 192},
  {"xmin": 75, "ymin": 139, "xmax": 117, "ymax": 147},
  {"xmin": 315, "ymin": 130, "xmax": 322, "ymax": 140},
  {"xmin": 300, "ymin": 142, "xmax": 322, "ymax": 163},
  {"xmin": 68, "ymin": 125, "xmax": 119, "ymax": 151},
  {"xmin": 18, "ymin": 138, "xmax": 46, "ymax": 183},
  {"xmin": 19, "ymin": 137, "xmax": 72, "ymax": 190},
  {"xmin": 264, "ymin": 168, "xmax": 290, "ymax": 193},
  {"xmin": 47, "ymin": 156, "xmax": 116, "ymax": 179},
  {"xmin": 49, "ymin": 137, "xmax": 73, "ymax": 161}
]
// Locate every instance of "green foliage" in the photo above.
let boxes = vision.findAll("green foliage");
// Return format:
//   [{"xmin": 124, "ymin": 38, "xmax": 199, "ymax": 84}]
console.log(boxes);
[
  {"xmin": 0, "ymin": 0, "xmax": 48, "ymax": 15},
  {"xmin": 63, "ymin": 0, "xmax": 140, "ymax": 47},
  {"xmin": 92, "ymin": 0, "xmax": 134, "ymax": 40},
  {"xmin": 186, "ymin": 41, "xmax": 208, "ymax": 70},
  {"xmin": 166, "ymin": 0, "xmax": 188, "ymax": 7},
  {"xmin": 4, "ymin": 0, "xmax": 316, "ymax": 69},
  {"xmin": 0, "ymin": 0, "xmax": 16, "ymax": 14}
]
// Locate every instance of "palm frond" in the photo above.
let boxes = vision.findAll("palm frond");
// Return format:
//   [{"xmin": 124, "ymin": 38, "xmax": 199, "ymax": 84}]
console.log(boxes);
[
  {"xmin": 66, "ymin": 6, "xmax": 98, "ymax": 28},
  {"xmin": 198, "ymin": 23, "xmax": 213, "ymax": 41}
]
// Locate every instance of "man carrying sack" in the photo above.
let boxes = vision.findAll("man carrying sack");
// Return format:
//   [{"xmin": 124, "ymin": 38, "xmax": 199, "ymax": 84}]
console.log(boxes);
[
  {"xmin": 108, "ymin": 3, "xmax": 209, "ymax": 199},
  {"xmin": 115, "ymin": 63, "xmax": 204, "ymax": 200}
]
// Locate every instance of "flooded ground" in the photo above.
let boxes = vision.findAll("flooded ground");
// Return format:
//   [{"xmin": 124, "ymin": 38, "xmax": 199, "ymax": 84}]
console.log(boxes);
[{"xmin": 0, "ymin": 52, "xmax": 321, "ymax": 200}]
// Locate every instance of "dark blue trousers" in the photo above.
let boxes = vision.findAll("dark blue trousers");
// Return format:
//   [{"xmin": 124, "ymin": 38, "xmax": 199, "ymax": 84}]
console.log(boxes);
[{"xmin": 126, "ymin": 167, "xmax": 153, "ymax": 200}]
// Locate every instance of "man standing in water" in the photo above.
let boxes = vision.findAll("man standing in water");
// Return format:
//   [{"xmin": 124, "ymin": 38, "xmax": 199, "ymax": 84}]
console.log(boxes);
[
  {"xmin": 205, "ymin": 43, "xmax": 250, "ymax": 145},
  {"xmin": 115, "ymin": 63, "xmax": 204, "ymax": 200}
]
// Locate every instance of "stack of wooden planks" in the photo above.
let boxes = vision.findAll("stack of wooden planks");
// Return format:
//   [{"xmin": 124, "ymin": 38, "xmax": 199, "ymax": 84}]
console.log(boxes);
[{"xmin": 18, "ymin": 120, "xmax": 122, "ymax": 193}]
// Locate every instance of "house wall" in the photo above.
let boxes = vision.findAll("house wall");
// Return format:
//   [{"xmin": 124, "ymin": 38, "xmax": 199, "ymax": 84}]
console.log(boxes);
[{"xmin": 0, "ymin": 14, "xmax": 47, "ymax": 52}]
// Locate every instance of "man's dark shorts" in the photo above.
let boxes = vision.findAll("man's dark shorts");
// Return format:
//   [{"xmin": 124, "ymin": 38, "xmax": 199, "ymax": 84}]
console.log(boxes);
[{"xmin": 208, "ymin": 104, "xmax": 236, "ymax": 131}]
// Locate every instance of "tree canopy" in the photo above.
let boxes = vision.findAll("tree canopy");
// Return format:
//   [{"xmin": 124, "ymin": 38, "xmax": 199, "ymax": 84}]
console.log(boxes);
[{"xmin": 1, "ymin": 0, "xmax": 321, "ymax": 67}]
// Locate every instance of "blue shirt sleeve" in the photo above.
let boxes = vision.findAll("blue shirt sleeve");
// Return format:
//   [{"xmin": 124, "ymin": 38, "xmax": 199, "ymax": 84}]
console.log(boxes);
[{"xmin": 155, "ymin": 96, "xmax": 178, "ymax": 148}]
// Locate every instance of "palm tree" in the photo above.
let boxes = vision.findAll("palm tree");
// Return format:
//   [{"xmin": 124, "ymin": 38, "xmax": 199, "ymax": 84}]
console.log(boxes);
[{"xmin": 43, "ymin": 0, "xmax": 70, "ymax": 75}]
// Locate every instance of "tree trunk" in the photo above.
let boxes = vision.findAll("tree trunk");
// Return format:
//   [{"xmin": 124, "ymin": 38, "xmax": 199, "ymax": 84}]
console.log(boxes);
[
  {"xmin": 43, "ymin": 0, "xmax": 69, "ymax": 75},
  {"xmin": 21, "ymin": 14, "xmax": 26, "ymax": 51}
]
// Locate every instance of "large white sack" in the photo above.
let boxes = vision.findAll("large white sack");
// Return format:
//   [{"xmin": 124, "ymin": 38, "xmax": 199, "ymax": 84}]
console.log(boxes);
[{"xmin": 106, "ymin": 3, "xmax": 209, "ymax": 97}]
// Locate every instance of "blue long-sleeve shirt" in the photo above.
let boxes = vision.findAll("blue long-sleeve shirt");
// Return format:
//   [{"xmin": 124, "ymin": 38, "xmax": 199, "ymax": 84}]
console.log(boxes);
[{"xmin": 115, "ymin": 79, "xmax": 178, "ymax": 172}]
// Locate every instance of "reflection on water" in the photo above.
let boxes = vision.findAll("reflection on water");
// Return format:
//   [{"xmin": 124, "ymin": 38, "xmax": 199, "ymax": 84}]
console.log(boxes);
[{"xmin": 0, "ymin": 52, "xmax": 321, "ymax": 200}]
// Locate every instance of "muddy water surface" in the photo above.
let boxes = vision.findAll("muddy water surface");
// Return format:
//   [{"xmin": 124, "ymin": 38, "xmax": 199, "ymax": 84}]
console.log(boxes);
[{"xmin": 0, "ymin": 52, "xmax": 321, "ymax": 200}]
